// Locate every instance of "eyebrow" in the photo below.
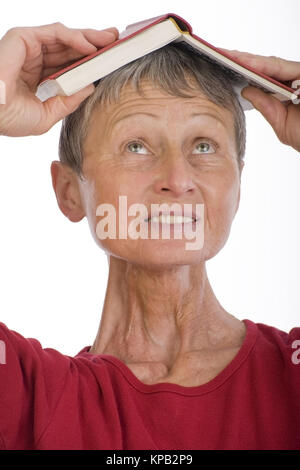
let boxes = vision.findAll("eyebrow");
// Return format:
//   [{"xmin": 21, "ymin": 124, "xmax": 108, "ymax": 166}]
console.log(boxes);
[
  {"xmin": 113, "ymin": 111, "xmax": 227, "ymax": 129},
  {"xmin": 190, "ymin": 112, "xmax": 227, "ymax": 129}
]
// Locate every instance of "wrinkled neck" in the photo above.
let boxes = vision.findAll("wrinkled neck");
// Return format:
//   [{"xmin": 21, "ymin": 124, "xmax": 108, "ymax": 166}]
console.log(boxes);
[{"xmin": 90, "ymin": 255, "xmax": 236, "ymax": 368}]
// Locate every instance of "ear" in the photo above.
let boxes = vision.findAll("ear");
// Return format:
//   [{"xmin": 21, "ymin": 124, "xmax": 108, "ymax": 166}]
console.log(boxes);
[{"xmin": 50, "ymin": 161, "xmax": 85, "ymax": 222}]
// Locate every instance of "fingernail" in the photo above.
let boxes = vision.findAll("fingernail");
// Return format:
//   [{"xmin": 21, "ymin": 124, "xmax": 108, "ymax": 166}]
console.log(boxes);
[{"xmin": 104, "ymin": 27, "xmax": 119, "ymax": 38}]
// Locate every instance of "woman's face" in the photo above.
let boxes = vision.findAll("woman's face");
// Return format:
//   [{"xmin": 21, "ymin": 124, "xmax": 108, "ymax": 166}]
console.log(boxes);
[{"xmin": 78, "ymin": 80, "xmax": 243, "ymax": 267}]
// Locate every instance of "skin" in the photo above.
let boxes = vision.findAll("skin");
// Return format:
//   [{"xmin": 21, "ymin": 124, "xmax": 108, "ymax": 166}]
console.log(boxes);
[
  {"xmin": 219, "ymin": 49, "xmax": 300, "ymax": 152},
  {"xmin": 1, "ymin": 23, "xmax": 300, "ymax": 386},
  {"xmin": 0, "ymin": 23, "xmax": 119, "ymax": 136},
  {"xmin": 51, "ymin": 80, "xmax": 247, "ymax": 386}
]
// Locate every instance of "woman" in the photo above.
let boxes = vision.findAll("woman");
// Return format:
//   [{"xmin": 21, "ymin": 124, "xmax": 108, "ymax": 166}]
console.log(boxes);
[{"xmin": 0, "ymin": 22, "xmax": 300, "ymax": 450}]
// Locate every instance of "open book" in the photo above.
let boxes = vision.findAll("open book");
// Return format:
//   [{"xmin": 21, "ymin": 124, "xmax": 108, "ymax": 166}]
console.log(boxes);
[{"xmin": 35, "ymin": 13, "xmax": 296, "ymax": 111}]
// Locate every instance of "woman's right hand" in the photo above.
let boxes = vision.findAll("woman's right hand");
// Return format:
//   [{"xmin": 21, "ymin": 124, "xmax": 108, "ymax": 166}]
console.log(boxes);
[{"xmin": 0, "ymin": 22, "xmax": 118, "ymax": 137}]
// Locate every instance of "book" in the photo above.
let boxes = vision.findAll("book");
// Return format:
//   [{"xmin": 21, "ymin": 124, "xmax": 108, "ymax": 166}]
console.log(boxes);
[{"xmin": 35, "ymin": 13, "xmax": 297, "ymax": 111}]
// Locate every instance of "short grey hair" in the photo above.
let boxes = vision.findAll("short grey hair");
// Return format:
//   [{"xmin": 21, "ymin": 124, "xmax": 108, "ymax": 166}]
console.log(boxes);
[{"xmin": 59, "ymin": 41, "xmax": 246, "ymax": 181}]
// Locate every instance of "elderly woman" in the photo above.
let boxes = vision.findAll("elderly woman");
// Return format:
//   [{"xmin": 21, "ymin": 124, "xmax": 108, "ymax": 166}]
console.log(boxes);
[{"xmin": 0, "ymin": 22, "xmax": 300, "ymax": 451}]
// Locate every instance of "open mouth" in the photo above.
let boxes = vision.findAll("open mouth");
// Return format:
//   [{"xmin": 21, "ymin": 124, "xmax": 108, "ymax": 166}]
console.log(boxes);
[{"xmin": 145, "ymin": 215, "xmax": 198, "ymax": 224}]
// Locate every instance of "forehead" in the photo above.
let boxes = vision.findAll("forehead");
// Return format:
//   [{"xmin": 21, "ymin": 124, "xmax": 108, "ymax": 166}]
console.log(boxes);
[{"xmin": 88, "ymin": 79, "xmax": 235, "ymax": 136}]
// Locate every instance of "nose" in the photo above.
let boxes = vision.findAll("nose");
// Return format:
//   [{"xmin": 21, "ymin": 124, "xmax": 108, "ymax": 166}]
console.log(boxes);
[{"xmin": 153, "ymin": 153, "xmax": 196, "ymax": 197}]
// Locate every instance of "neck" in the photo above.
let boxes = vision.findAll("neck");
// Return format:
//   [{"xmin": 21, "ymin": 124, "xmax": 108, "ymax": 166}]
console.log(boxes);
[{"xmin": 90, "ymin": 256, "xmax": 243, "ymax": 372}]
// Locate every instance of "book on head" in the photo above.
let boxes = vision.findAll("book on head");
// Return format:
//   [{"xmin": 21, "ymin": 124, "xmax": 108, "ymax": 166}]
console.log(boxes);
[{"xmin": 35, "ymin": 13, "xmax": 296, "ymax": 111}]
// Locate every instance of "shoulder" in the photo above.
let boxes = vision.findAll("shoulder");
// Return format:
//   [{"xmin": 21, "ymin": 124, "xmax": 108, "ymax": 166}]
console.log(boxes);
[
  {"xmin": 245, "ymin": 319, "xmax": 300, "ymax": 370},
  {"xmin": 254, "ymin": 320, "xmax": 300, "ymax": 348},
  {"xmin": 0, "ymin": 322, "xmax": 76, "ymax": 449},
  {"xmin": 0, "ymin": 321, "xmax": 77, "ymax": 420},
  {"xmin": 0, "ymin": 321, "xmax": 72, "ymax": 372}
]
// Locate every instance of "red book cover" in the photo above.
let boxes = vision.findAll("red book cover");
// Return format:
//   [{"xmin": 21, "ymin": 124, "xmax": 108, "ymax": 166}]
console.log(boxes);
[{"xmin": 37, "ymin": 12, "xmax": 295, "ymax": 96}]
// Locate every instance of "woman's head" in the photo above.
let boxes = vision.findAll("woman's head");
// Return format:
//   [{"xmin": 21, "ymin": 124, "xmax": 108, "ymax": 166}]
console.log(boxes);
[
  {"xmin": 59, "ymin": 42, "xmax": 246, "ymax": 178},
  {"xmin": 52, "ymin": 42, "xmax": 246, "ymax": 267}
]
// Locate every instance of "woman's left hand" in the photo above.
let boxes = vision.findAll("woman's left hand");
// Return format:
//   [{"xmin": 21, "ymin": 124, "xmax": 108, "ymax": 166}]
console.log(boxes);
[{"xmin": 220, "ymin": 49, "xmax": 300, "ymax": 152}]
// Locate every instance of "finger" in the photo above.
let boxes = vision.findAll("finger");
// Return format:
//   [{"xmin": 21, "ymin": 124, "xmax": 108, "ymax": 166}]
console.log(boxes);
[
  {"xmin": 42, "ymin": 49, "xmax": 91, "ymax": 68},
  {"xmin": 219, "ymin": 48, "xmax": 300, "ymax": 81},
  {"xmin": 40, "ymin": 28, "xmax": 118, "ymax": 68},
  {"xmin": 41, "ymin": 27, "xmax": 118, "ymax": 54},
  {"xmin": 34, "ymin": 24, "xmax": 117, "ymax": 56},
  {"xmin": 36, "ymin": 83, "xmax": 95, "ymax": 134},
  {"xmin": 79, "ymin": 27, "xmax": 119, "ymax": 43},
  {"xmin": 40, "ymin": 63, "xmax": 82, "ymax": 79},
  {"xmin": 0, "ymin": 24, "xmax": 116, "ymax": 81},
  {"xmin": 242, "ymin": 86, "xmax": 288, "ymax": 141},
  {"xmin": 1, "ymin": 24, "xmax": 96, "ymax": 74},
  {"xmin": 102, "ymin": 27, "xmax": 119, "ymax": 37}
]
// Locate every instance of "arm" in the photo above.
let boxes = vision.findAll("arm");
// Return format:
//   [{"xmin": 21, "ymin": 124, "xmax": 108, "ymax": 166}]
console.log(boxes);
[
  {"xmin": 0, "ymin": 22, "xmax": 119, "ymax": 136},
  {"xmin": 219, "ymin": 49, "xmax": 300, "ymax": 153},
  {"xmin": 0, "ymin": 22, "xmax": 118, "ymax": 449}
]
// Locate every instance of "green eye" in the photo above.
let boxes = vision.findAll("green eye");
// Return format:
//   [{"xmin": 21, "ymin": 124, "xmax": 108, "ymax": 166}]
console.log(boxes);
[
  {"xmin": 194, "ymin": 142, "xmax": 215, "ymax": 154},
  {"xmin": 127, "ymin": 142, "xmax": 148, "ymax": 154}
]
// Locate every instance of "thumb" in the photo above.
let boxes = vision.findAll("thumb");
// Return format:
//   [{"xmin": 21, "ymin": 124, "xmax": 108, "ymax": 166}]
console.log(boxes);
[
  {"xmin": 242, "ymin": 86, "xmax": 287, "ymax": 136},
  {"xmin": 41, "ymin": 84, "xmax": 95, "ymax": 131}
]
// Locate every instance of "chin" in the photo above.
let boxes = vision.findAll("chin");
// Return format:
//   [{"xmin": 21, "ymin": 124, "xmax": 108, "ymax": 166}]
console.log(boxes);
[{"xmin": 117, "ymin": 240, "xmax": 208, "ymax": 267}]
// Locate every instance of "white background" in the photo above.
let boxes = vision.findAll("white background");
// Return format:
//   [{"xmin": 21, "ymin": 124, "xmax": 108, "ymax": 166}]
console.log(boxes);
[{"xmin": 0, "ymin": 0, "xmax": 299, "ymax": 356}]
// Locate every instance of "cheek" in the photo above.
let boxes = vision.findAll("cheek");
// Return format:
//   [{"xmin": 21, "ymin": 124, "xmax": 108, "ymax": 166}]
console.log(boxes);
[
  {"xmin": 85, "ymin": 174, "xmax": 146, "ymax": 251},
  {"xmin": 198, "ymin": 172, "xmax": 240, "ymax": 260},
  {"xmin": 205, "ymin": 170, "xmax": 240, "ymax": 229}
]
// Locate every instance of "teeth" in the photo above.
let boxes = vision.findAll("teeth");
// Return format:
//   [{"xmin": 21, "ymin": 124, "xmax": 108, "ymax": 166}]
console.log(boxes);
[{"xmin": 149, "ymin": 215, "xmax": 195, "ymax": 223}]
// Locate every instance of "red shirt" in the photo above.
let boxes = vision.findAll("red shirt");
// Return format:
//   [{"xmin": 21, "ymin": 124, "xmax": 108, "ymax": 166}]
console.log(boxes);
[{"xmin": 0, "ymin": 319, "xmax": 300, "ymax": 450}]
